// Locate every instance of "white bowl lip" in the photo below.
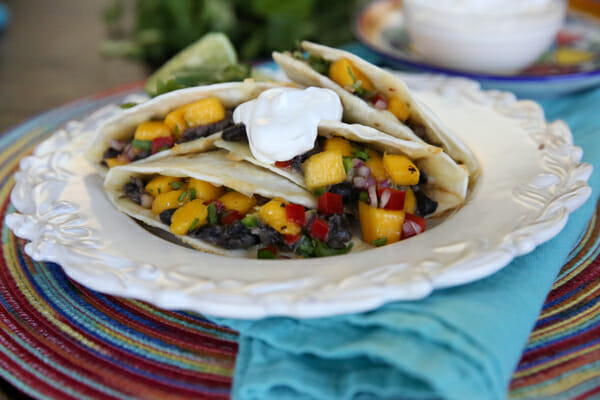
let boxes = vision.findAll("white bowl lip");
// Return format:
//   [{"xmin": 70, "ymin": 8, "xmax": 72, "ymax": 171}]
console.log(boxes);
[{"xmin": 403, "ymin": 0, "xmax": 567, "ymax": 20}]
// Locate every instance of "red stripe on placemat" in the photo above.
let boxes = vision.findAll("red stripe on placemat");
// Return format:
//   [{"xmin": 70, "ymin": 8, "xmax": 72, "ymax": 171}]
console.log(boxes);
[{"xmin": 573, "ymin": 385, "xmax": 600, "ymax": 400}]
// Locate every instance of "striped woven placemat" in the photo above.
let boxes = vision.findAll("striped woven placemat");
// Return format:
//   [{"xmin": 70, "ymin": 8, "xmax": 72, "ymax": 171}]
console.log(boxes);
[{"xmin": 0, "ymin": 87, "xmax": 599, "ymax": 399}]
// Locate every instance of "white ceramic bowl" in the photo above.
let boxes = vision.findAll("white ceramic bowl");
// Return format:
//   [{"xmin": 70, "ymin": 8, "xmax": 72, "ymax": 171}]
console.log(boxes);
[{"xmin": 403, "ymin": 0, "xmax": 567, "ymax": 75}]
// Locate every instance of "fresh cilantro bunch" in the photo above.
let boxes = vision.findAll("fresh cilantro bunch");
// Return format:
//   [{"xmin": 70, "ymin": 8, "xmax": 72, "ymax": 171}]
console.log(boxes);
[{"xmin": 102, "ymin": 0, "xmax": 368, "ymax": 65}]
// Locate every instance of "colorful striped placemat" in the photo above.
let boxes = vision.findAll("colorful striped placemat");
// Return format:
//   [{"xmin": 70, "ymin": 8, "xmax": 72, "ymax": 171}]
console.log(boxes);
[{"xmin": 0, "ymin": 86, "xmax": 599, "ymax": 399}]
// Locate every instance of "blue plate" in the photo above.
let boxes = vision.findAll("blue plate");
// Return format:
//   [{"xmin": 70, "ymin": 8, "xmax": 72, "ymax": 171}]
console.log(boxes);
[{"xmin": 355, "ymin": 0, "xmax": 600, "ymax": 98}]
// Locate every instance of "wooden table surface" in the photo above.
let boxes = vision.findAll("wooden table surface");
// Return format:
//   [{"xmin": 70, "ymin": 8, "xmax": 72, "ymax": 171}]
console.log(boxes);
[{"xmin": 0, "ymin": 0, "xmax": 147, "ymax": 133}]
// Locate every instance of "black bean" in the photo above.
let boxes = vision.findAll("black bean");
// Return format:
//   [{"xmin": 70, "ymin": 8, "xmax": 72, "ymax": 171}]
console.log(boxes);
[
  {"xmin": 328, "ymin": 183, "xmax": 358, "ymax": 204},
  {"xmin": 221, "ymin": 123, "xmax": 247, "ymax": 142},
  {"xmin": 191, "ymin": 221, "xmax": 258, "ymax": 249},
  {"xmin": 415, "ymin": 190, "xmax": 438, "ymax": 217},
  {"xmin": 290, "ymin": 142, "xmax": 322, "ymax": 174},
  {"xmin": 123, "ymin": 177, "xmax": 144, "ymax": 205},
  {"xmin": 102, "ymin": 148, "xmax": 119, "ymax": 159},
  {"xmin": 133, "ymin": 149, "xmax": 151, "ymax": 161},
  {"xmin": 419, "ymin": 171, "xmax": 428, "ymax": 185},
  {"xmin": 159, "ymin": 209, "xmax": 176, "ymax": 225},
  {"xmin": 181, "ymin": 111, "xmax": 233, "ymax": 142},
  {"xmin": 406, "ymin": 120, "xmax": 428, "ymax": 141},
  {"xmin": 326, "ymin": 214, "xmax": 352, "ymax": 249},
  {"xmin": 250, "ymin": 223, "xmax": 285, "ymax": 248}
]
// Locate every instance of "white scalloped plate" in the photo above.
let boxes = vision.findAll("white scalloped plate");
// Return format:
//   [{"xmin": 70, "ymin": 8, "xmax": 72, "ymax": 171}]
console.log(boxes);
[{"xmin": 5, "ymin": 74, "xmax": 593, "ymax": 319}]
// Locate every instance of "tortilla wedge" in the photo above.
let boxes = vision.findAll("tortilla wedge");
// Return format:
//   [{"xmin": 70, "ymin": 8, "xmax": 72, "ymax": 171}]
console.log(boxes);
[
  {"xmin": 215, "ymin": 120, "xmax": 469, "ymax": 216},
  {"xmin": 87, "ymin": 80, "xmax": 286, "ymax": 176},
  {"xmin": 273, "ymin": 41, "xmax": 480, "ymax": 179},
  {"xmin": 104, "ymin": 150, "xmax": 326, "ymax": 257}
]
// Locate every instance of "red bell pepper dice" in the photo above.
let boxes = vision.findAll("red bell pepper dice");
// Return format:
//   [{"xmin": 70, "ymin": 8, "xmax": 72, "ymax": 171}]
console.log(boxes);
[
  {"xmin": 151, "ymin": 136, "xmax": 174, "ymax": 154},
  {"xmin": 318, "ymin": 192, "xmax": 344, "ymax": 215},
  {"xmin": 402, "ymin": 213, "xmax": 426, "ymax": 239},
  {"xmin": 285, "ymin": 234, "xmax": 302, "ymax": 245},
  {"xmin": 286, "ymin": 203, "xmax": 306, "ymax": 226},
  {"xmin": 222, "ymin": 210, "xmax": 244, "ymax": 225},
  {"xmin": 377, "ymin": 187, "xmax": 406, "ymax": 210},
  {"xmin": 275, "ymin": 160, "xmax": 292, "ymax": 168},
  {"xmin": 310, "ymin": 218, "xmax": 329, "ymax": 242}
]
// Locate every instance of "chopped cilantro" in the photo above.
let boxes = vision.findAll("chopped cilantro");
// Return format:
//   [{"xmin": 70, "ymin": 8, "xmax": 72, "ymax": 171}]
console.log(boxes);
[
  {"xmin": 343, "ymin": 157, "xmax": 354, "ymax": 173},
  {"xmin": 131, "ymin": 139, "xmax": 152, "ymax": 150},
  {"xmin": 257, "ymin": 248, "xmax": 277, "ymax": 259},
  {"xmin": 189, "ymin": 217, "xmax": 200, "ymax": 231},
  {"xmin": 189, "ymin": 188, "xmax": 197, "ymax": 200},
  {"xmin": 313, "ymin": 187, "xmax": 327, "ymax": 196},
  {"xmin": 371, "ymin": 237, "xmax": 387, "ymax": 247},
  {"xmin": 346, "ymin": 66, "xmax": 373, "ymax": 99},
  {"xmin": 170, "ymin": 181, "xmax": 183, "ymax": 190},
  {"xmin": 119, "ymin": 102, "xmax": 138, "ymax": 109},
  {"xmin": 242, "ymin": 215, "xmax": 258, "ymax": 228},
  {"xmin": 207, "ymin": 202, "xmax": 218, "ymax": 224},
  {"xmin": 173, "ymin": 125, "xmax": 180, "ymax": 137},
  {"xmin": 178, "ymin": 191, "xmax": 187, "ymax": 202},
  {"xmin": 353, "ymin": 149, "xmax": 370, "ymax": 161},
  {"xmin": 314, "ymin": 240, "xmax": 353, "ymax": 257},
  {"xmin": 359, "ymin": 191, "xmax": 369, "ymax": 203}
]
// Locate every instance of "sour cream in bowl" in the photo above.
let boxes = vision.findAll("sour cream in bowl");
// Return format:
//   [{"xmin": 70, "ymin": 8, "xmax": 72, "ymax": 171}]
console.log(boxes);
[{"xmin": 403, "ymin": 0, "xmax": 567, "ymax": 74}]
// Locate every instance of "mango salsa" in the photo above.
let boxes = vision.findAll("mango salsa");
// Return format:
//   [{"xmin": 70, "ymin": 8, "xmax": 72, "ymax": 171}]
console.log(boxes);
[
  {"xmin": 388, "ymin": 97, "xmax": 410, "ymax": 122},
  {"xmin": 258, "ymin": 198, "xmax": 301, "ymax": 235},
  {"xmin": 170, "ymin": 199, "xmax": 208, "ymax": 235},
  {"xmin": 187, "ymin": 179, "xmax": 223, "ymax": 202},
  {"xmin": 324, "ymin": 137, "xmax": 353, "ymax": 157},
  {"xmin": 219, "ymin": 192, "xmax": 257, "ymax": 214},
  {"xmin": 365, "ymin": 150, "xmax": 388, "ymax": 182},
  {"xmin": 145, "ymin": 176, "xmax": 182, "ymax": 197},
  {"xmin": 134, "ymin": 121, "xmax": 172, "ymax": 141},
  {"xmin": 182, "ymin": 97, "xmax": 226, "ymax": 127},
  {"xmin": 383, "ymin": 154, "xmax": 420, "ymax": 186},
  {"xmin": 303, "ymin": 150, "xmax": 347, "ymax": 190},
  {"xmin": 151, "ymin": 189, "xmax": 188, "ymax": 215},
  {"xmin": 329, "ymin": 58, "xmax": 374, "ymax": 92},
  {"xmin": 359, "ymin": 202, "xmax": 405, "ymax": 245}
]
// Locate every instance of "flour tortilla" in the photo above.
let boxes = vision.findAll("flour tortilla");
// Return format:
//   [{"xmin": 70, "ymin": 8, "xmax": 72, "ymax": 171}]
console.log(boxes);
[
  {"xmin": 87, "ymin": 80, "xmax": 287, "ymax": 175},
  {"xmin": 273, "ymin": 41, "xmax": 480, "ymax": 179},
  {"xmin": 215, "ymin": 121, "xmax": 469, "ymax": 216},
  {"xmin": 104, "ymin": 150, "xmax": 321, "ymax": 257}
]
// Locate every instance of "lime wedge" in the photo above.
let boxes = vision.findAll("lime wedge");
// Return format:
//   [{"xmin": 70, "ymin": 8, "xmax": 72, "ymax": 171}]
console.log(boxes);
[{"xmin": 144, "ymin": 33, "xmax": 239, "ymax": 96}]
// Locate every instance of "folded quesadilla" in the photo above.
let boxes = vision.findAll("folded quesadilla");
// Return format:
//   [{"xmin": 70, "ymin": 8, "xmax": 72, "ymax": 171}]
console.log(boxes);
[
  {"xmin": 273, "ymin": 41, "xmax": 480, "ymax": 179},
  {"xmin": 105, "ymin": 151, "xmax": 372, "ymax": 258},
  {"xmin": 86, "ymin": 80, "xmax": 285, "ymax": 175}
]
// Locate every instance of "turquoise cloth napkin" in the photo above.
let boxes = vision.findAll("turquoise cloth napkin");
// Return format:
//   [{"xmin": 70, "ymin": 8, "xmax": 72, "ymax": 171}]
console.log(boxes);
[{"xmin": 215, "ymin": 75, "xmax": 600, "ymax": 400}]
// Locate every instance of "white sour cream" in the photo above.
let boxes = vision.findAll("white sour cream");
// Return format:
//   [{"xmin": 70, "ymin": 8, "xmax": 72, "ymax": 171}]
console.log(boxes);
[
  {"xmin": 406, "ymin": 0, "xmax": 554, "ymax": 14},
  {"xmin": 233, "ymin": 87, "xmax": 343, "ymax": 164}
]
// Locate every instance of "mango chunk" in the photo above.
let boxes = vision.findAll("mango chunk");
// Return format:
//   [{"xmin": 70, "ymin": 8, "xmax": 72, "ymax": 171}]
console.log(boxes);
[
  {"xmin": 324, "ymin": 137, "xmax": 353, "ymax": 157},
  {"xmin": 329, "ymin": 58, "xmax": 374, "ymax": 92},
  {"xmin": 218, "ymin": 192, "xmax": 257, "ymax": 214},
  {"xmin": 104, "ymin": 158, "xmax": 128, "ymax": 168},
  {"xmin": 134, "ymin": 121, "xmax": 172, "ymax": 141},
  {"xmin": 258, "ymin": 198, "xmax": 301, "ymax": 235},
  {"xmin": 169, "ymin": 199, "xmax": 208, "ymax": 235},
  {"xmin": 365, "ymin": 150, "xmax": 388, "ymax": 182},
  {"xmin": 187, "ymin": 179, "xmax": 223, "ymax": 202},
  {"xmin": 164, "ymin": 109, "xmax": 186, "ymax": 138},
  {"xmin": 388, "ymin": 97, "xmax": 410, "ymax": 122},
  {"xmin": 152, "ymin": 189, "xmax": 187, "ymax": 215},
  {"xmin": 145, "ymin": 176, "xmax": 182, "ymax": 197},
  {"xmin": 359, "ymin": 202, "xmax": 405, "ymax": 245},
  {"xmin": 383, "ymin": 154, "xmax": 420, "ymax": 186},
  {"xmin": 182, "ymin": 97, "xmax": 226, "ymax": 128},
  {"xmin": 404, "ymin": 188, "xmax": 416, "ymax": 214},
  {"xmin": 303, "ymin": 150, "xmax": 347, "ymax": 190}
]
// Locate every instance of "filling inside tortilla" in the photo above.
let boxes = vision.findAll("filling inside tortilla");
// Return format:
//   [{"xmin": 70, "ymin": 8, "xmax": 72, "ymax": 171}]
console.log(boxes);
[
  {"xmin": 291, "ymin": 51, "xmax": 430, "ymax": 141},
  {"xmin": 102, "ymin": 97, "xmax": 245, "ymax": 168},
  {"xmin": 221, "ymin": 130, "xmax": 438, "ymax": 247},
  {"xmin": 122, "ymin": 174, "xmax": 355, "ymax": 259}
]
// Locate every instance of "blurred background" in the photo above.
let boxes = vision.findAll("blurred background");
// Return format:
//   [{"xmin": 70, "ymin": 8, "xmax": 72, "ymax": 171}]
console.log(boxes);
[{"xmin": 0, "ymin": 0, "xmax": 366, "ymax": 133}]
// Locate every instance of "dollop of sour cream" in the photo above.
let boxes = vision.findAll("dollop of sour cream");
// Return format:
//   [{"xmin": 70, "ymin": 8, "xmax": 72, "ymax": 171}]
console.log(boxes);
[
  {"xmin": 233, "ymin": 87, "xmax": 342, "ymax": 164},
  {"xmin": 406, "ymin": 0, "xmax": 554, "ymax": 14}
]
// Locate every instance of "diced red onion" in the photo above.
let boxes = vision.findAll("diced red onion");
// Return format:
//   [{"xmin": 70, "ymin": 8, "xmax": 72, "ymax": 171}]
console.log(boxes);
[
  {"xmin": 357, "ymin": 165, "xmax": 371, "ymax": 177},
  {"xmin": 407, "ymin": 220, "xmax": 425, "ymax": 235},
  {"xmin": 352, "ymin": 158, "xmax": 364, "ymax": 168},
  {"xmin": 124, "ymin": 144, "xmax": 137, "ymax": 161},
  {"xmin": 109, "ymin": 139, "xmax": 126, "ymax": 151},
  {"xmin": 380, "ymin": 189, "xmax": 391, "ymax": 209},
  {"xmin": 374, "ymin": 98, "xmax": 388, "ymax": 110},
  {"xmin": 379, "ymin": 179, "xmax": 390, "ymax": 188},
  {"xmin": 353, "ymin": 176, "xmax": 367, "ymax": 189},
  {"xmin": 368, "ymin": 185, "xmax": 378, "ymax": 208},
  {"xmin": 366, "ymin": 176, "xmax": 376, "ymax": 187},
  {"xmin": 140, "ymin": 194, "xmax": 153, "ymax": 209},
  {"xmin": 305, "ymin": 211, "xmax": 317, "ymax": 230},
  {"xmin": 116, "ymin": 153, "xmax": 129, "ymax": 163}
]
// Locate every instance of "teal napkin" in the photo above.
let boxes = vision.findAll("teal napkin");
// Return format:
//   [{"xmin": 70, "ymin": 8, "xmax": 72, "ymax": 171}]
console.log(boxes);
[{"xmin": 215, "ymin": 83, "xmax": 600, "ymax": 400}]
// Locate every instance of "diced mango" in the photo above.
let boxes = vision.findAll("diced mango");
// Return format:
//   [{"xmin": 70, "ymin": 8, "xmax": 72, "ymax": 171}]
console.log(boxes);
[
  {"xmin": 187, "ymin": 179, "xmax": 223, "ymax": 201},
  {"xmin": 133, "ymin": 121, "xmax": 172, "ymax": 141},
  {"xmin": 145, "ymin": 176, "xmax": 182, "ymax": 197},
  {"xmin": 324, "ymin": 137, "xmax": 353, "ymax": 157},
  {"xmin": 258, "ymin": 198, "xmax": 301, "ymax": 235},
  {"xmin": 169, "ymin": 199, "xmax": 208, "ymax": 235},
  {"xmin": 388, "ymin": 97, "xmax": 410, "ymax": 122},
  {"xmin": 366, "ymin": 150, "xmax": 388, "ymax": 182},
  {"xmin": 182, "ymin": 97, "xmax": 226, "ymax": 128},
  {"xmin": 151, "ymin": 189, "xmax": 187, "ymax": 215},
  {"xmin": 404, "ymin": 188, "xmax": 416, "ymax": 214},
  {"xmin": 218, "ymin": 192, "xmax": 257, "ymax": 214},
  {"xmin": 359, "ymin": 202, "xmax": 405, "ymax": 245},
  {"xmin": 164, "ymin": 109, "xmax": 186, "ymax": 138},
  {"xmin": 383, "ymin": 154, "xmax": 420, "ymax": 186},
  {"xmin": 104, "ymin": 158, "xmax": 128, "ymax": 168},
  {"xmin": 303, "ymin": 151, "xmax": 347, "ymax": 190},
  {"xmin": 329, "ymin": 58, "xmax": 374, "ymax": 92}
]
